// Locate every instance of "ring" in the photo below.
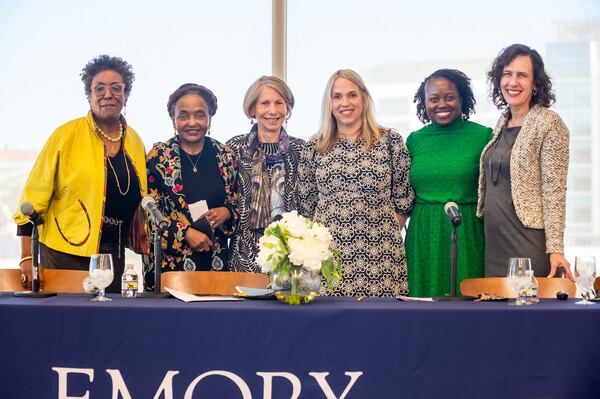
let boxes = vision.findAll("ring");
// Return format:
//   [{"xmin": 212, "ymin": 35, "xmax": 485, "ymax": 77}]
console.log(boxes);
[{"xmin": 197, "ymin": 247, "xmax": 204, "ymax": 252}]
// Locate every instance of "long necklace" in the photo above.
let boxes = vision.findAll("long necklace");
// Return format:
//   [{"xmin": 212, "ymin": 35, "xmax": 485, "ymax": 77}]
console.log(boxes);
[
  {"xmin": 183, "ymin": 150, "xmax": 202, "ymax": 173},
  {"xmin": 95, "ymin": 121, "xmax": 124, "ymax": 142},
  {"xmin": 107, "ymin": 149, "xmax": 131, "ymax": 196}
]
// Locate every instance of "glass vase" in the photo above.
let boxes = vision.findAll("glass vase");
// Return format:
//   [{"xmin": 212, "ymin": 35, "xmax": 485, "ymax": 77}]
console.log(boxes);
[{"xmin": 274, "ymin": 266, "xmax": 321, "ymax": 305}]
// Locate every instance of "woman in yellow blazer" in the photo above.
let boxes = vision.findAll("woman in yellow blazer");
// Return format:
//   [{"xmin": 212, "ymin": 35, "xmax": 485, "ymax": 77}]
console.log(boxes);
[{"xmin": 13, "ymin": 55, "xmax": 147, "ymax": 293}]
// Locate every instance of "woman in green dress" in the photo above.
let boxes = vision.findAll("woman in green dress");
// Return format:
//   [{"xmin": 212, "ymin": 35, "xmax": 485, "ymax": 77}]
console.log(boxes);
[{"xmin": 406, "ymin": 69, "xmax": 492, "ymax": 297}]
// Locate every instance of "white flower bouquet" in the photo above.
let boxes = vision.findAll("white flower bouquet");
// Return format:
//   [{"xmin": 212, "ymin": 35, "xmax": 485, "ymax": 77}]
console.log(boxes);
[{"xmin": 256, "ymin": 211, "xmax": 342, "ymax": 293}]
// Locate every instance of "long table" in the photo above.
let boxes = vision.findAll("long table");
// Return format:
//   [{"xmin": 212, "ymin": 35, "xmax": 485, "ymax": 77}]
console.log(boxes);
[{"xmin": 1, "ymin": 293, "xmax": 599, "ymax": 398}]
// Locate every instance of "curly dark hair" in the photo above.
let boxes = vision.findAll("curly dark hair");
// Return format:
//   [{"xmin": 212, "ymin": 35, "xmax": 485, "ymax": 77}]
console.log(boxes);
[
  {"xmin": 413, "ymin": 69, "xmax": 476, "ymax": 124},
  {"xmin": 487, "ymin": 43, "xmax": 555, "ymax": 109},
  {"xmin": 80, "ymin": 55, "xmax": 134, "ymax": 98},
  {"xmin": 167, "ymin": 83, "xmax": 218, "ymax": 119}
]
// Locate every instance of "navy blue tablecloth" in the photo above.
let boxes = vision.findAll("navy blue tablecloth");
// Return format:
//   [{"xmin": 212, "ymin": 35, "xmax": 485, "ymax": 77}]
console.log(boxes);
[{"xmin": 1, "ymin": 293, "xmax": 599, "ymax": 398}]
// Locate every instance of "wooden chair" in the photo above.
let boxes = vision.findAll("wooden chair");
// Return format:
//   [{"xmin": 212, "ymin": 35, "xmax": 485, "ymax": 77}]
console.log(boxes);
[
  {"xmin": 0, "ymin": 269, "xmax": 22, "ymax": 292},
  {"xmin": 594, "ymin": 277, "xmax": 600, "ymax": 296},
  {"xmin": 161, "ymin": 271, "xmax": 269, "ymax": 295},
  {"xmin": 460, "ymin": 277, "xmax": 576, "ymax": 299},
  {"xmin": 41, "ymin": 269, "xmax": 89, "ymax": 293}
]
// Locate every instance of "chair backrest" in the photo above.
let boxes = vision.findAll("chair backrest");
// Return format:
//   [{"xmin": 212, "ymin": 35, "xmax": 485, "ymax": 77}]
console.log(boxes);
[
  {"xmin": 42, "ymin": 269, "xmax": 89, "ymax": 293},
  {"xmin": 460, "ymin": 277, "xmax": 576, "ymax": 299},
  {"xmin": 460, "ymin": 278, "xmax": 516, "ymax": 298},
  {"xmin": 594, "ymin": 277, "xmax": 600, "ymax": 296},
  {"xmin": 536, "ymin": 277, "xmax": 576, "ymax": 298},
  {"xmin": 161, "ymin": 271, "xmax": 269, "ymax": 295},
  {"xmin": 0, "ymin": 269, "xmax": 22, "ymax": 292}
]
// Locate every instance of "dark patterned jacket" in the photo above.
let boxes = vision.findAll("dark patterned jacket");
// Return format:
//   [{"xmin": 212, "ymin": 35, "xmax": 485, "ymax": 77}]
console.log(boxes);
[
  {"xmin": 477, "ymin": 105, "xmax": 569, "ymax": 253},
  {"xmin": 145, "ymin": 136, "xmax": 238, "ymax": 278},
  {"xmin": 226, "ymin": 131, "xmax": 305, "ymax": 272}
]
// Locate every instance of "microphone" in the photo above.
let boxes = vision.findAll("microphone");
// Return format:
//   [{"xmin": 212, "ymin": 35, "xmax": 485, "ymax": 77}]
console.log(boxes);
[
  {"xmin": 141, "ymin": 196, "xmax": 168, "ymax": 230},
  {"xmin": 444, "ymin": 201, "xmax": 462, "ymax": 227},
  {"xmin": 20, "ymin": 202, "xmax": 43, "ymax": 225}
]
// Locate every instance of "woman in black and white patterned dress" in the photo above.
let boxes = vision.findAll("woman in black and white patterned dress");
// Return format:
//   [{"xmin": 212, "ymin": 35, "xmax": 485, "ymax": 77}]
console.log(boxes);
[
  {"xmin": 299, "ymin": 69, "xmax": 414, "ymax": 297},
  {"xmin": 227, "ymin": 76, "xmax": 305, "ymax": 272}
]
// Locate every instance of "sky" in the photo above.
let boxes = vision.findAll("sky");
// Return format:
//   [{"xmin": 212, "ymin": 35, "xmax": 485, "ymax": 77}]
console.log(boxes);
[{"xmin": 0, "ymin": 0, "xmax": 599, "ymax": 149}]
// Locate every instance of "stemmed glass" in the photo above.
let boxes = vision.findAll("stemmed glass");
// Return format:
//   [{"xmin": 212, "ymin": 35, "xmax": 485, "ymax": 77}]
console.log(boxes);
[
  {"xmin": 88, "ymin": 254, "xmax": 114, "ymax": 302},
  {"xmin": 507, "ymin": 257, "xmax": 532, "ymax": 306},
  {"xmin": 574, "ymin": 256, "xmax": 596, "ymax": 306}
]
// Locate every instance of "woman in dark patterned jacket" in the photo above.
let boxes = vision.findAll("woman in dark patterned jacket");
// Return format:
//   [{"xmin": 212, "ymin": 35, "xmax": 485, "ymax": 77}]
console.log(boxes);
[
  {"xmin": 145, "ymin": 84, "xmax": 238, "ymax": 288},
  {"xmin": 227, "ymin": 76, "xmax": 305, "ymax": 272}
]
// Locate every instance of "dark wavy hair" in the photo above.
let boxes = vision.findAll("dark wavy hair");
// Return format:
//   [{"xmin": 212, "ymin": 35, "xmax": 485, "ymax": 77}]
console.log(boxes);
[
  {"xmin": 488, "ymin": 43, "xmax": 555, "ymax": 109},
  {"xmin": 413, "ymin": 69, "xmax": 476, "ymax": 124},
  {"xmin": 167, "ymin": 83, "xmax": 218, "ymax": 119},
  {"xmin": 80, "ymin": 55, "xmax": 134, "ymax": 98}
]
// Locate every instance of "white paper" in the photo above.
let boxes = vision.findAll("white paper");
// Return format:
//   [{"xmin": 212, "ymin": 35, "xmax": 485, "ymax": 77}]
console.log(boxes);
[
  {"xmin": 165, "ymin": 287, "xmax": 243, "ymax": 302},
  {"xmin": 188, "ymin": 200, "xmax": 209, "ymax": 222},
  {"xmin": 396, "ymin": 295, "xmax": 435, "ymax": 302}
]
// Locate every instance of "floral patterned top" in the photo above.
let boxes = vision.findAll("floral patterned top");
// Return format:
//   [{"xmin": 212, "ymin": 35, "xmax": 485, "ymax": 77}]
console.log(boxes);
[{"xmin": 145, "ymin": 136, "xmax": 238, "ymax": 288}]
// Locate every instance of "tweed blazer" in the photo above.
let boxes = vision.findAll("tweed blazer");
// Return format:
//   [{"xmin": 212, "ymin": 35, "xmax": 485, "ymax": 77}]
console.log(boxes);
[{"xmin": 476, "ymin": 105, "xmax": 569, "ymax": 254}]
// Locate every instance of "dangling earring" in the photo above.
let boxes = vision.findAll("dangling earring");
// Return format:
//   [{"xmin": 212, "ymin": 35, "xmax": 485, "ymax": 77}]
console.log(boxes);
[
  {"xmin": 207, "ymin": 129, "xmax": 211, "ymax": 136},
  {"xmin": 122, "ymin": 106, "xmax": 127, "ymax": 118},
  {"xmin": 533, "ymin": 88, "xmax": 538, "ymax": 96},
  {"xmin": 249, "ymin": 118, "xmax": 254, "ymax": 125}
]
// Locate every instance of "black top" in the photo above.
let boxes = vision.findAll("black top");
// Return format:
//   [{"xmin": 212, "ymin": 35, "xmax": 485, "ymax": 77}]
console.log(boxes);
[
  {"xmin": 101, "ymin": 143, "xmax": 142, "ymax": 245},
  {"xmin": 181, "ymin": 139, "xmax": 228, "ymax": 271},
  {"xmin": 483, "ymin": 126, "xmax": 550, "ymax": 276}
]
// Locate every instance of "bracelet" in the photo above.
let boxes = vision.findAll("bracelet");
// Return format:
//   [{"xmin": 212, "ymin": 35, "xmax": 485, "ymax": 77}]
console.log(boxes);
[{"xmin": 19, "ymin": 256, "xmax": 33, "ymax": 265}]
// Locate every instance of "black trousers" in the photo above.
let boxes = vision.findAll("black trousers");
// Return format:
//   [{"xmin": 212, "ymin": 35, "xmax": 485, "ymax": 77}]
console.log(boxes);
[{"xmin": 40, "ymin": 242, "xmax": 125, "ymax": 293}]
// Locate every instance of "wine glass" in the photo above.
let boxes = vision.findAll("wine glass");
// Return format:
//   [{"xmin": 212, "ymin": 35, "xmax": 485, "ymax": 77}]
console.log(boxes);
[
  {"xmin": 574, "ymin": 256, "xmax": 596, "ymax": 306},
  {"xmin": 88, "ymin": 254, "xmax": 114, "ymax": 302},
  {"xmin": 507, "ymin": 257, "xmax": 532, "ymax": 306}
]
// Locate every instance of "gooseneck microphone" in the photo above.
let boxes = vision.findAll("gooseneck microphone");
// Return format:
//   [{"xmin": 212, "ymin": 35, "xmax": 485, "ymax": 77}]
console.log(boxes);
[
  {"xmin": 20, "ymin": 202, "xmax": 44, "ymax": 226},
  {"xmin": 444, "ymin": 201, "xmax": 462, "ymax": 227},
  {"xmin": 137, "ymin": 196, "xmax": 171, "ymax": 298},
  {"xmin": 141, "ymin": 196, "xmax": 168, "ymax": 231},
  {"xmin": 15, "ymin": 202, "xmax": 56, "ymax": 298}
]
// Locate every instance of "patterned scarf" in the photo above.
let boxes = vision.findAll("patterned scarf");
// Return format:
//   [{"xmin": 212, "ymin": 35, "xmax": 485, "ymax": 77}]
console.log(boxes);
[{"xmin": 248, "ymin": 124, "xmax": 289, "ymax": 230}]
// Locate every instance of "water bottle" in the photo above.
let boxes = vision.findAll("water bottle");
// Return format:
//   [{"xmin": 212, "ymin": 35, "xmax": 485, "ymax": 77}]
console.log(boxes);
[
  {"xmin": 525, "ymin": 270, "xmax": 539, "ymax": 304},
  {"xmin": 121, "ymin": 264, "xmax": 138, "ymax": 298}
]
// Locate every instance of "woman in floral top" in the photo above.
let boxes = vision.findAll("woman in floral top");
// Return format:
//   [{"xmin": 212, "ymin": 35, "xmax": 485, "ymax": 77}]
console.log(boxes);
[{"xmin": 145, "ymin": 83, "xmax": 238, "ymax": 289}]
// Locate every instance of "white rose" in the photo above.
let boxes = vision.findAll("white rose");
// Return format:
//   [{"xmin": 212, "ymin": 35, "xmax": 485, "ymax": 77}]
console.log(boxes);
[
  {"xmin": 281, "ymin": 211, "xmax": 309, "ymax": 237},
  {"xmin": 288, "ymin": 235, "xmax": 330, "ymax": 272},
  {"xmin": 256, "ymin": 234, "xmax": 284, "ymax": 273}
]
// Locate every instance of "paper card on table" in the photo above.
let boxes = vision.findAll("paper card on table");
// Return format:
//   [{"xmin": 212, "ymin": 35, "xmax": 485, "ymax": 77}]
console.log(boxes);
[
  {"xmin": 165, "ymin": 287, "xmax": 243, "ymax": 302},
  {"xmin": 396, "ymin": 295, "xmax": 435, "ymax": 302},
  {"xmin": 188, "ymin": 200, "xmax": 209, "ymax": 222},
  {"xmin": 235, "ymin": 286, "xmax": 274, "ymax": 296}
]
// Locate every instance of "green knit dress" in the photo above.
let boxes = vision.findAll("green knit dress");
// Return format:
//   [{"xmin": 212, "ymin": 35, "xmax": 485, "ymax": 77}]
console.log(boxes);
[{"xmin": 406, "ymin": 118, "xmax": 492, "ymax": 297}]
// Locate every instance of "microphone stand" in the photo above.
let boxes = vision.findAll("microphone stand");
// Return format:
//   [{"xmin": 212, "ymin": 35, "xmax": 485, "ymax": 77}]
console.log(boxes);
[
  {"xmin": 15, "ymin": 221, "xmax": 56, "ymax": 298},
  {"xmin": 434, "ymin": 222, "xmax": 468, "ymax": 301},
  {"xmin": 138, "ymin": 226, "xmax": 170, "ymax": 298}
]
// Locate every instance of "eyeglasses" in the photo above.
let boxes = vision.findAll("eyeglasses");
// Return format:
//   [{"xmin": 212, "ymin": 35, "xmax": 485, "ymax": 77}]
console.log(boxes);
[{"xmin": 92, "ymin": 83, "xmax": 125, "ymax": 96}]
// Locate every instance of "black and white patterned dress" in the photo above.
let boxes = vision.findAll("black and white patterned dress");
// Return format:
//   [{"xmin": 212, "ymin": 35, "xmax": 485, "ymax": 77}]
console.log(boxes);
[{"xmin": 298, "ymin": 131, "xmax": 414, "ymax": 297}]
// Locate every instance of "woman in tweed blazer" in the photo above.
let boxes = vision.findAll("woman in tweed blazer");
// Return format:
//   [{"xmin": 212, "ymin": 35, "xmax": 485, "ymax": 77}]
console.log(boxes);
[{"xmin": 477, "ymin": 44, "xmax": 574, "ymax": 280}]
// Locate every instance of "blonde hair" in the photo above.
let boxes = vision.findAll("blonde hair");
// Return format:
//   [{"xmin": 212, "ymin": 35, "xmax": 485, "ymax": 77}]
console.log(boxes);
[
  {"xmin": 315, "ymin": 69, "xmax": 386, "ymax": 153},
  {"xmin": 242, "ymin": 75, "xmax": 295, "ymax": 120}
]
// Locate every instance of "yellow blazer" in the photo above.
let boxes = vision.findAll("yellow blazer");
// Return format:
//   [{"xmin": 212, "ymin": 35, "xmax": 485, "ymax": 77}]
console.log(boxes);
[{"xmin": 13, "ymin": 111, "xmax": 147, "ymax": 256}]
